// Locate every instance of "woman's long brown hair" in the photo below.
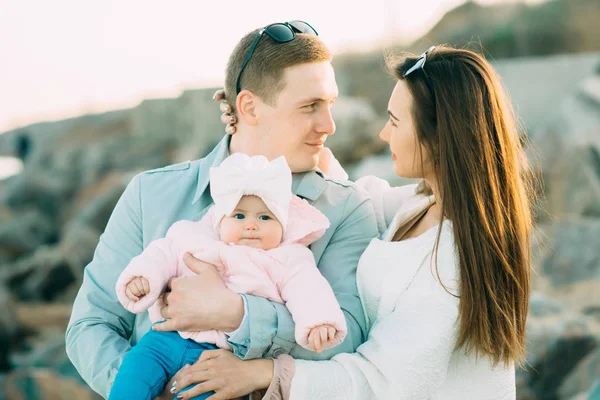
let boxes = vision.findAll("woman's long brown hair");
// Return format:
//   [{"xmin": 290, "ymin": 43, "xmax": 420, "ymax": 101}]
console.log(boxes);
[{"xmin": 388, "ymin": 46, "xmax": 533, "ymax": 366}]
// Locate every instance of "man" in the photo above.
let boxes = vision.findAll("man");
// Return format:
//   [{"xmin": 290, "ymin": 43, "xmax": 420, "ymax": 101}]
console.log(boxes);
[{"xmin": 66, "ymin": 21, "xmax": 379, "ymax": 399}]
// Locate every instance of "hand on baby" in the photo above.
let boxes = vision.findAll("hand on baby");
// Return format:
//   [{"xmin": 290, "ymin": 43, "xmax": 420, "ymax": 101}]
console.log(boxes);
[
  {"xmin": 126, "ymin": 276, "xmax": 150, "ymax": 302},
  {"xmin": 308, "ymin": 324, "xmax": 338, "ymax": 353}
]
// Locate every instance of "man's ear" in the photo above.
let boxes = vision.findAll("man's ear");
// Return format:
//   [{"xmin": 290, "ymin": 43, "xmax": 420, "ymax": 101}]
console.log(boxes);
[{"xmin": 235, "ymin": 90, "xmax": 259, "ymax": 126}]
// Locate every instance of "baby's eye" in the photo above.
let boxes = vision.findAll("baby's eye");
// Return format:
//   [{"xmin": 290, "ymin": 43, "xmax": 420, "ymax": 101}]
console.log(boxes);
[
  {"xmin": 259, "ymin": 215, "xmax": 271, "ymax": 221},
  {"xmin": 234, "ymin": 213, "xmax": 245, "ymax": 220}
]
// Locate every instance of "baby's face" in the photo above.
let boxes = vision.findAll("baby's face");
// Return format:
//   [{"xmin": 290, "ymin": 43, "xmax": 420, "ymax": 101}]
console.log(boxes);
[{"xmin": 219, "ymin": 195, "xmax": 283, "ymax": 250}]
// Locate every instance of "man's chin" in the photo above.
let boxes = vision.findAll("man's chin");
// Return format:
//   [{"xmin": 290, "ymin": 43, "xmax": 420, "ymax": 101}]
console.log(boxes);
[{"xmin": 288, "ymin": 155, "xmax": 319, "ymax": 173}]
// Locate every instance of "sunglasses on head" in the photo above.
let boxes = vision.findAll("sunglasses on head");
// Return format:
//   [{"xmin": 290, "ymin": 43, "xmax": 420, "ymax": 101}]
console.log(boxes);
[
  {"xmin": 403, "ymin": 46, "xmax": 436, "ymax": 97},
  {"xmin": 235, "ymin": 20, "xmax": 319, "ymax": 95}
]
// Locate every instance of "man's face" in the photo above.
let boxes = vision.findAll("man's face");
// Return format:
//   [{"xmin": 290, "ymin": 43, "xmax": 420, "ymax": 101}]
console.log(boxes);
[{"xmin": 253, "ymin": 61, "xmax": 338, "ymax": 173}]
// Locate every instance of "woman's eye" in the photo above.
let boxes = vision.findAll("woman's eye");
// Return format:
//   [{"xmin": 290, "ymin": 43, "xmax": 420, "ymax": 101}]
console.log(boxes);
[
  {"xmin": 305, "ymin": 103, "xmax": 317, "ymax": 110},
  {"xmin": 389, "ymin": 118, "xmax": 397, "ymax": 127},
  {"xmin": 234, "ymin": 213, "xmax": 245, "ymax": 220},
  {"xmin": 259, "ymin": 215, "xmax": 271, "ymax": 221}
]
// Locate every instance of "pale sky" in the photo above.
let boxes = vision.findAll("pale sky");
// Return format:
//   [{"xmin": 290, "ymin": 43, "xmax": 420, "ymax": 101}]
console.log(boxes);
[{"xmin": 0, "ymin": 0, "xmax": 527, "ymax": 133}]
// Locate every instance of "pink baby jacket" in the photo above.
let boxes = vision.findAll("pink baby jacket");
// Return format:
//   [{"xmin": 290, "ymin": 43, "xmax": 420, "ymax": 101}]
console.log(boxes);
[{"xmin": 115, "ymin": 195, "xmax": 347, "ymax": 351}]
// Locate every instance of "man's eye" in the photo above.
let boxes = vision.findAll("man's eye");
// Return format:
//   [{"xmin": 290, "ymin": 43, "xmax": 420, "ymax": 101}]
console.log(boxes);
[
  {"xmin": 234, "ymin": 213, "xmax": 245, "ymax": 220},
  {"xmin": 389, "ymin": 118, "xmax": 397, "ymax": 127},
  {"xmin": 259, "ymin": 215, "xmax": 271, "ymax": 221},
  {"xmin": 305, "ymin": 103, "xmax": 317, "ymax": 110}
]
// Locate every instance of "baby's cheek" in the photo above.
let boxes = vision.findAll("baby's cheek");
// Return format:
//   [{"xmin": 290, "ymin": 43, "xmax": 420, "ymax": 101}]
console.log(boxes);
[
  {"xmin": 219, "ymin": 224, "xmax": 241, "ymax": 244},
  {"xmin": 262, "ymin": 225, "xmax": 284, "ymax": 250}
]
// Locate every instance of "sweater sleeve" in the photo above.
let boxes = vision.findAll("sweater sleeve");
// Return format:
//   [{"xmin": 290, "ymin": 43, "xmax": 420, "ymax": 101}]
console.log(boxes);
[
  {"xmin": 289, "ymin": 255, "xmax": 460, "ymax": 400},
  {"xmin": 354, "ymin": 177, "xmax": 418, "ymax": 233}
]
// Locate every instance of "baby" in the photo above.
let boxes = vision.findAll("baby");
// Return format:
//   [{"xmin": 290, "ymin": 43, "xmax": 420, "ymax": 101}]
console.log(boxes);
[{"xmin": 108, "ymin": 153, "xmax": 347, "ymax": 400}]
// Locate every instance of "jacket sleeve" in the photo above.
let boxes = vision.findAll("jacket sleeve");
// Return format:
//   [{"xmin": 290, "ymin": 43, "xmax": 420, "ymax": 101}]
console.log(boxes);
[
  {"xmin": 289, "ymin": 256, "xmax": 460, "ymax": 400},
  {"xmin": 278, "ymin": 247, "xmax": 347, "ymax": 351},
  {"xmin": 65, "ymin": 174, "xmax": 144, "ymax": 399}
]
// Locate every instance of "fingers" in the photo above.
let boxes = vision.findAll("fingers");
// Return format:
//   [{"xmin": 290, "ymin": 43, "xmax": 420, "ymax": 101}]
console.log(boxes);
[
  {"xmin": 151, "ymin": 318, "xmax": 176, "ymax": 332},
  {"xmin": 133, "ymin": 278, "xmax": 146, "ymax": 296},
  {"xmin": 206, "ymin": 390, "xmax": 235, "ymax": 400},
  {"xmin": 169, "ymin": 364, "xmax": 190, "ymax": 394},
  {"xmin": 314, "ymin": 330, "xmax": 322, "ymax": 352},
  {"xmin": 125, "ymin": 285, "xmax": 139, "ymax": 301},
  {"xmin": 174, "ymin": 366, "xmax": 213, "ymax": 397},
  {"xmin": 161, "ymin": 291, "xmax": 170, "ymax": 307},
  {"xmin": 219, "ymin": 102, "xmax": 231, "ymax": 113},
  {"xmin": 198, "ymin": 349, "xmax": 222, "ymax": 364},
  {"xmin": 142, "ymin": 277, "xmax": 150, "ymax": 295},
  {"xmin": 183, "ymin": 253, "xmax": 204, "ymax": 274},
  {"xmin": 212, "ymin": 89, "xmax": 225, "ymax": 102},
  {"xmin": 220, "ymin": 113, "xmax": 236, "ymax": 125},
  {"xmin": 328, "ymin": 326, "xmax": 337, "ymax": 343},
  {"xmin": 320, "ymin": 327, "xmax": 328, "ymax": 347},
  {"xmin": 177, "ymin": 381, "xmax": 220, "ymax": 400},
  {"xmin": 140, "ymin": 276, "xmax": 150, "ymax": 294}
]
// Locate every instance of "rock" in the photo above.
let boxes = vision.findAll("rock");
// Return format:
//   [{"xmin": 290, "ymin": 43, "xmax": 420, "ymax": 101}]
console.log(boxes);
[
  {"xmin": 529, "ymin": 292, "xmax": 564, "ymax": 318},
  {"xmin": 559, "ymin": 348, "xmax": 600, "ymax": 399},
  {"xmin": 523, "ymin": 311, "xmax": 600, "ymax": 399},
  {"xmin": 542, "ymin": 144, "xmax": 600, "ymax": 220},
  {"xmin": 327, "ymin": 98, "xmax": 385, "ymax": 164},
  {"xmin": 528, "ymin": 335, "xmax": 597, "ymax": 399},
  {"xmin": 530, "ymin": 75, "xmax": 600, "ymax": 222},
  {"xmin": 14, "ymin": 303, "xmax": 72, "ymax": 332},
  {"xmin": 0, "ymin": 287, "xmax": 20, "ymax": 373},
  {"xmin": 2, "ymin": 368, "xmax": 101, "ymax": 400},
  {"xmin": 540, "ymin": 218, "xmax": 600, "ymax": 286},
  {"xmin": 4, "ymin": 246, "xmax": 76, "ymax": 302},
  {"xmin": 132, "ymin": 88, "xmax": 228, "ymax": 162},
  {"xmin": 0, "ymin": 208, "xmax": 55, "ymax": 262},
  {"xmin": 587, "ymin": 381, "xmax": 600, "ymax": 399}
]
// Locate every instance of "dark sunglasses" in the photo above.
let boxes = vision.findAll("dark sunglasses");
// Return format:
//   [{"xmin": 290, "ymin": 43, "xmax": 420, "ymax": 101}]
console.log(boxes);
[
  {"xmin": 403, "ymin": 46, "xmax": 436, "ymax": 97},
  {"xmin": 235, "ymin": 20, "xmax": 319, "ymax": 95}
]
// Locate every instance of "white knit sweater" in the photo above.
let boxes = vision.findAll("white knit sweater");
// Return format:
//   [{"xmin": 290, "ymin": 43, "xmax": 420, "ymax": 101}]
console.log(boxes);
[{"xmin": 290, "ymin": 178, "xmax": 516, "ymax": 400}]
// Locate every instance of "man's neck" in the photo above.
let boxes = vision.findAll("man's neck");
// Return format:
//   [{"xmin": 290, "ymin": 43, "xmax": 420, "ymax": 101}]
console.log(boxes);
[{"xmin": 229, "ymin": 128, "xmax": 263, "ymax": 157}]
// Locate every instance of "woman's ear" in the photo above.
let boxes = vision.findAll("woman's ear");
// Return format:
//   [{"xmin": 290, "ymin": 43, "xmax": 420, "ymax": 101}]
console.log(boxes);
[{"xmin": 235, "ymin": 90, "xmax": 259, "ymax": 126}]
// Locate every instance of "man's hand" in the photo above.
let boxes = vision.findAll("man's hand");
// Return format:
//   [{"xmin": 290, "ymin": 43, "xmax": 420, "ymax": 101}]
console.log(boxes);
[
  {"xmin": 308, "ymin": 324, "xmax": 338, "ymax": 353},
  {"xmin": 152, "ymin": 253, "xmax": 244, "ymax": 333}
]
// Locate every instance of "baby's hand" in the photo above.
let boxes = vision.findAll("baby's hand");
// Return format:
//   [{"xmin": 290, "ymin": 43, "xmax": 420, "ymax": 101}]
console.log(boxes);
[
  {"xmin": 308, "ymin": 324, "xmax": 337, "ymax": 353},
  {"xmin": 126, "ymin": 276, "xmax": 150, "ymax": 302}
]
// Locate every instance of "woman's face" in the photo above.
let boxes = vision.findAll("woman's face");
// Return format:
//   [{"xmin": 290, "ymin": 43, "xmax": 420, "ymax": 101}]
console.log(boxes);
[{"xmin": 379, "ymin": 80, "xmax": 432, "ymax": 179}]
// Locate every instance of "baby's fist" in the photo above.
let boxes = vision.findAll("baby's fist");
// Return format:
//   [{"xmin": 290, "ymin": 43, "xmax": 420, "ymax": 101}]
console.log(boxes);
[
  {"xmin": 126, "ymin": 276, "xmax": 150, "ymax": 302},
  {"xmin": 308, "ymin": 324, "xmax": 337, "ymax": 353}
]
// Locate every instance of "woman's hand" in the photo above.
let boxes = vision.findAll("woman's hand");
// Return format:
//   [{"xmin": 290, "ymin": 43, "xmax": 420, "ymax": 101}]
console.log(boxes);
[
  {"xmin": 172, "ymin": 349, "xmax": 274, "ymax": 400},
  {"xmin": 213, "ymin": 89, "xmax": 237, "ymax": 135}
]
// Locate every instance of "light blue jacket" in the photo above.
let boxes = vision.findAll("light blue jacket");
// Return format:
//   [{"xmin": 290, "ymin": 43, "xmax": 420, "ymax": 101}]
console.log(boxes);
[{"xmin": 65, "ymin": 135, "xmax": 379, "ymax": 398}]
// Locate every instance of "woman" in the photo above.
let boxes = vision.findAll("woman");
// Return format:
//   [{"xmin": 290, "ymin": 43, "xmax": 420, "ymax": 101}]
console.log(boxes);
[{"xmin": 170, "ymin": 45, "xmax": 533, "ymax": 400}]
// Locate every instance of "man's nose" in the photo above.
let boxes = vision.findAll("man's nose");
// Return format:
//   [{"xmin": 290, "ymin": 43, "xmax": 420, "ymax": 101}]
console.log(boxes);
[{"xmin": 316, "ymin": 108, "xmax": 336, "ymax": 136}]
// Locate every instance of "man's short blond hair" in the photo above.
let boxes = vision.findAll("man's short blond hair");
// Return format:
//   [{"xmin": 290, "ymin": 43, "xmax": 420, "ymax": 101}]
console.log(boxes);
[{"xmin": 224, "ymin": 28, "xmax": 331, "ymax": 113}]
